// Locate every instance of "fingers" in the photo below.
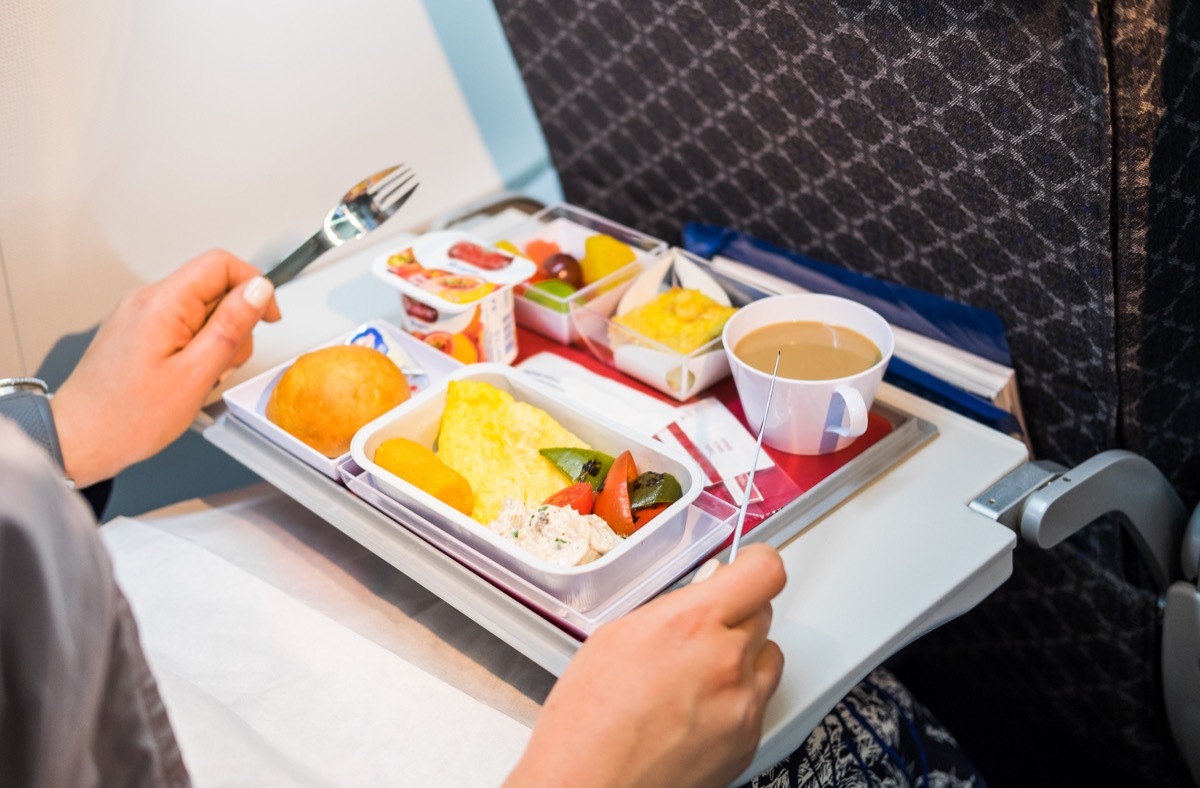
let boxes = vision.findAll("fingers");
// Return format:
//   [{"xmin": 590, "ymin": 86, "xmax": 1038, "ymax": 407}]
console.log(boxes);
[
  {"xmin": 180, "ymin": 275, "xmax": 275, "ymax": 386},
  {"xmin": 166, "ymin": 250, "xmax": 279, "ymax": 331},
  {"xmin": 690, "ymin": 558, "xmax": 720, "ymax": 584},
  {"xmin": 753, "ymin": 639, "xmax": 785, "ymax": 700},
  {"xmin": 168, "ymin": 249, "xmax": 262, "ymax": 303},
  {"xmin": 727, "ymin": 596, "xmax": 775, "ymax": 689},
  {"xmin": 690, "ymin": 544, "xmax": 786, "ymax": 627},
  {"xmin": 229, "ymin": 334, "xmax": 255, "ymax": 370},
  {"xmin": 734, "ymin": 600, "xmax": 773, "ymax": 647}
]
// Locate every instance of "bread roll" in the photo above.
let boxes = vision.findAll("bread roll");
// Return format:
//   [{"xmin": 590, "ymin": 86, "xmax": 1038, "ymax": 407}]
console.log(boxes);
[{"xmin": 266, "ymin": 345, "xmax": 408, "ymax": 457}]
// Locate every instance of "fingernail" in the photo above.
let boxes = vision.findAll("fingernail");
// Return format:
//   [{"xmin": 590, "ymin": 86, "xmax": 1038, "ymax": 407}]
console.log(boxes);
[
  {"xmin": 690, "ymin": 558, "xmax": 720, "ymax": 584},
  {"xmin": 243, "ymin": 276, "xmax": 274, "ymax": 309}
]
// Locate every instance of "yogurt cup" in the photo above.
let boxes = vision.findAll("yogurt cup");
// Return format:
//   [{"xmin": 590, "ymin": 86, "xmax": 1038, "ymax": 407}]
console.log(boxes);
[{"xmin": 372, "ymin": 230, "xmax": 536, "ymax": 365}]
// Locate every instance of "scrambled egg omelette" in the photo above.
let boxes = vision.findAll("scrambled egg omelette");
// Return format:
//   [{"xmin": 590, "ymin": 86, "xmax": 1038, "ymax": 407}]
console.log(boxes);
[{"xmin": 436, "ymin": 380, "xmax": 590, "ymax": 524}]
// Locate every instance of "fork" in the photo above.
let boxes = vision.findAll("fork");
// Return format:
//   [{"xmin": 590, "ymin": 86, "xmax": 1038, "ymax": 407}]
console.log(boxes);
[{"xmin": 265, "ymin": 164, "xmax": 419, "ymax": 288}]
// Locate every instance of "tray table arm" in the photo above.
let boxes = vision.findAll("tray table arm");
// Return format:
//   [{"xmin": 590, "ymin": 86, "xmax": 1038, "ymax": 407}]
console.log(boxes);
[
  {"xmin": 969, "ymin": 449, "xmax": 1186, "ymax": 591},
  {"xmin": 969, "ymin": 448, "xmax": 1199, "ymax": 785}
]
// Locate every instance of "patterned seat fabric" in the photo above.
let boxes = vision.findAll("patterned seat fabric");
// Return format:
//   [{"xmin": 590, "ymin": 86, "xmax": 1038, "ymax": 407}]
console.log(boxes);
[{"xmin": 493, "ymin": 0, "xmax": 1199, "ymax": 784}]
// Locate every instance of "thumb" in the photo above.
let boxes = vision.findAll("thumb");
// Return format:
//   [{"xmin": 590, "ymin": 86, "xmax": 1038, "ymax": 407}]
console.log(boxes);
[{"xmin": 182, "ymin": 276, "xmax": 275, "ymax": 384}]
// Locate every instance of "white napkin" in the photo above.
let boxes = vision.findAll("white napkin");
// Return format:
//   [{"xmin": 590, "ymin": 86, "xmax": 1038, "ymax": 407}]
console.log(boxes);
[
  {"xmin": 656, "ymin": 397, "xmax": 775, "ymax": 502},
  {"xmin": 102, "ymin": 518, "xmax": 532, "ymax": 787},
  {"xmin": 517, "ymin": 351, "xmax": 679, "ymax": 436}
]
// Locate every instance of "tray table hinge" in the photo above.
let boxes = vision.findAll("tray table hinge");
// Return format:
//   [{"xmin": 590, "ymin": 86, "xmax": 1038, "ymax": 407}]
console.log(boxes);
[{"xmin": 968, "ymin": 460, "xmax": 1064, "ymax": 531}]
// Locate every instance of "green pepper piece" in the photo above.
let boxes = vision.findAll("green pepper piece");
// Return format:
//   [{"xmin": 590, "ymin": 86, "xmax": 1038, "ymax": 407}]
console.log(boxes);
[
  {"xmin": 629, "ymin": 471, "xmax": 684, "ymax": 510},
  {"xmin": 539, "ymin": 447, "xmax": 615, "ymax": 492}
]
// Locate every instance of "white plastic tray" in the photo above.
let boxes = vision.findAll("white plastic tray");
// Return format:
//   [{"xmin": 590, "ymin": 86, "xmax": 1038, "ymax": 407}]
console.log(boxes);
[{"xmin": 221, "ymin": 320, "xmax": 462, "ymax": 479}]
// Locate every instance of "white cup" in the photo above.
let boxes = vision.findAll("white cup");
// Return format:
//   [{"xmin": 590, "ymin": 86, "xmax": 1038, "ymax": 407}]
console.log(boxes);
[{"xmin": 722, "ymin": 294, "xmax": 894, "ymax": 455}]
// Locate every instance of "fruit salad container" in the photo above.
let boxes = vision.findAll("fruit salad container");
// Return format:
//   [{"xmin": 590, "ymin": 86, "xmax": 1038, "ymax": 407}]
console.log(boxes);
[
  {"xmin": 349, "ymin": 364, "xmax": 708, "ymax": 612},
  {"xmin": 370, "ymin": 230, "xmax": 537, "ymax": 365},
  {"xmin": 222, "ymin": 321, "xmax": 463, "ymax": 480},
  {"xmin": 573, "ymin": 248, "xmax": 751, "ymax": 401},
  {"xmin": 485, "ymin": 203, "xmax": 667, "ymax": 345}
]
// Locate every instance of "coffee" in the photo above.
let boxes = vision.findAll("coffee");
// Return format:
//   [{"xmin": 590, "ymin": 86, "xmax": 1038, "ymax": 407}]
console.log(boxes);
[{"xmin": 733, "ymin": 320, "xmax": 882, "ymax": 381}]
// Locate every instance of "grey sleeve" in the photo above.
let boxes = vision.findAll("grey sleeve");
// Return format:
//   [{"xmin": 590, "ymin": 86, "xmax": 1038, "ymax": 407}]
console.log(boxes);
[{"xmin": 0, "ymin": 419, "xmax": 189, "ymax": 788}]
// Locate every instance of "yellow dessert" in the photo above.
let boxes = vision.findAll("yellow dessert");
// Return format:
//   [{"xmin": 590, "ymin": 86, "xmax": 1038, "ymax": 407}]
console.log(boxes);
[{"xmin": 612, "ymin": 288, "xmax": 738, "ymax": 355}]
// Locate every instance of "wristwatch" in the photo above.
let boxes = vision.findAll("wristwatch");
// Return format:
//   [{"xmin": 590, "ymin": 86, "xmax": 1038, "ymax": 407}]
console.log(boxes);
[{"xmin": 0, "ymin": 377, "xmax": 66, "ymax": 472}]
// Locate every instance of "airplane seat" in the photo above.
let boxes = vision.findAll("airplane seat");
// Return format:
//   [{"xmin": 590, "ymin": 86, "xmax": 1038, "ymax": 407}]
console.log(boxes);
[{"xmin": 490, "ymin": 0, "xmax": 1199, "ymax": 784}]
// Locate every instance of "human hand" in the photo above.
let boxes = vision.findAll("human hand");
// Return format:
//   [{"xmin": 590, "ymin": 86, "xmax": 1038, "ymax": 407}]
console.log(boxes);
[
  {"xmin": 51, "ymin": 249, "xmax": 280, "ymax": 486},
  {"xmin": 506, "ymin": 544, "xmax": 786, "ymax": 788}
]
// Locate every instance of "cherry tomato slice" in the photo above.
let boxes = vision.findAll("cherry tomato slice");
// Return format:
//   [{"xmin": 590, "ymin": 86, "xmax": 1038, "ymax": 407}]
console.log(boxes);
[
  {"xmin": 594, "ymin": 450, "xmax": 638, "ymax": 536},
  {"xmin": 543, "ymin": 482, "xmax": 595, "ymax": 516}
]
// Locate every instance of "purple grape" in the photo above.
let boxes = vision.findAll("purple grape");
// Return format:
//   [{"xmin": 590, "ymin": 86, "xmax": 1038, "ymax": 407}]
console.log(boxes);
[{"xmin": 541, "ymin": 253, "xmax": 584, "ymax": 288}]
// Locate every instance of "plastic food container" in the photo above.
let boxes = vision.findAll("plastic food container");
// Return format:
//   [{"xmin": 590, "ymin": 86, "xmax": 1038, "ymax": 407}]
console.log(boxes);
[
  {"xmin": 371, "ymin": 230, "xmax": 536, "ymax": 365},
  {"xmin": 349, "ymin": 364, "xmax": 705, "ymax": 611},
  {"xmin": 486, "ymin": 204, "xmax": 667, "ymax": 345},
  {"xmin": 573, "ymin": 248, "xmax": 742, "ymax": 401},
  {"xmin": 339, "ymin": 458, "xmax": 736, "ymax": 636},
  {"xmin": 221, "ymin": 321, "xmax": 463, "ymax": 479}
]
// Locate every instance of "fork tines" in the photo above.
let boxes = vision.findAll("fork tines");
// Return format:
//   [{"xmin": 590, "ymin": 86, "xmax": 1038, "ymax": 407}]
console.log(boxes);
[{"xmin": 370, "ymin": 166, "xmax": 418, "ymax": 210}]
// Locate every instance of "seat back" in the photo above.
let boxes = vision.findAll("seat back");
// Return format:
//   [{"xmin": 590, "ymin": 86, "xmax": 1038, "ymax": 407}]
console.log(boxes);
[{"xmin": 493, "ymin": 0, "xmax": 1199, "ymax": 783}]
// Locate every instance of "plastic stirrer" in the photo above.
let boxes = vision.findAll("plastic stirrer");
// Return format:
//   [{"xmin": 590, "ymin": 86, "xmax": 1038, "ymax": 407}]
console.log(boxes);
[{"xmin": 728, "ymin": 352, "xmax": 781, "ymax": 563}]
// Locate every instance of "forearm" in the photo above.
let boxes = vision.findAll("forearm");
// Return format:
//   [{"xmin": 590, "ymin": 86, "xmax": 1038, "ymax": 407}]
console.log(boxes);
[{"xmin": 50, "ymin": 385, "xmax": 119, "ymax": 489}]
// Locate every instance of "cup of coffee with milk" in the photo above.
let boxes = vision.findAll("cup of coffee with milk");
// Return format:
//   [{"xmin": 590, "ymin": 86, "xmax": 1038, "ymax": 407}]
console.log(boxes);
[{"xmin": 722, "ymin": 294, "xmax": 894, "ymax": 455}]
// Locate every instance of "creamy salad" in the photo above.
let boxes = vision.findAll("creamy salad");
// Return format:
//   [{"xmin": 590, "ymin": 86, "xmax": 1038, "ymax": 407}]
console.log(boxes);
[{"xmin": 487, "ymin": 498, "xmax": 622, "ymax": 566}]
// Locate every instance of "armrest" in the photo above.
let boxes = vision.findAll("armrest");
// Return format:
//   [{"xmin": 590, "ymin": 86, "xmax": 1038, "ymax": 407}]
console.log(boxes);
[
  {"xmin": 970, "ymin": 450, "xmax": 1188, "ymax": 592},
  {"xmin": 1020, "ymin": 450, "xmax": 1187, "ymax": 590}
]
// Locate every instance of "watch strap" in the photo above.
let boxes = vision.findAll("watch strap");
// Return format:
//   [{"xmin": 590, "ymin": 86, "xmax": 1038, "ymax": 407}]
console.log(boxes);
[{"xmin": 0, "ymin": 378, "xmax": 66, "ymax": 471}]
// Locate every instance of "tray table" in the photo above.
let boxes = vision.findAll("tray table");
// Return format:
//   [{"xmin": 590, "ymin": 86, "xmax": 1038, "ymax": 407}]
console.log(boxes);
[{"xmin": 196, "ymin": 244, "xmax": 1027, "ymax": 781}]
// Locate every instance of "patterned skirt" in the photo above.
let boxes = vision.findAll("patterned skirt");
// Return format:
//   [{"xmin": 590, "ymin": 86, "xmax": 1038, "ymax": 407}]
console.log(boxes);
[{"xmin": 743, "ymin": 669, "xmax": 984, "ymax": 788}]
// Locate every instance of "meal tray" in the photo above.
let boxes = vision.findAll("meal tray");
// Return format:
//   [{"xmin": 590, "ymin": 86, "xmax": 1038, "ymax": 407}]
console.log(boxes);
[{"xmin": 202, "ymin": 397, "xmax": 936, "ymax": 675}]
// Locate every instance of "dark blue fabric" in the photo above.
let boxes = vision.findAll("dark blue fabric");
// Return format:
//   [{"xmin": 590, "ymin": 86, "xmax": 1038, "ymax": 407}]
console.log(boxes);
[
  {"xmin": 682, "ymin": 223, "xmax": 1013, "ymax": 366},
  {"xmin": 885, "ymin": 357, "xmax": 1022, "ymax": 436}
]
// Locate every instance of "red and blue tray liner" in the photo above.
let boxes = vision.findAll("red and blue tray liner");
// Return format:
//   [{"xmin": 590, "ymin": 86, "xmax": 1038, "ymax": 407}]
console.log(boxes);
[{"xmin": 515, "ymin": 329, "xmax": 894, "ymax": 538}]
